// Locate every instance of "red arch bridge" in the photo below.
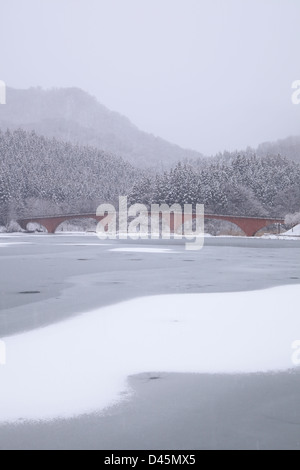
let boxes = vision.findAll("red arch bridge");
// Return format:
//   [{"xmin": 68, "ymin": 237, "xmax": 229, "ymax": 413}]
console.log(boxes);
[{"xmin": 18, "ymin": 213, "xmax": 285, "ymax": 237}]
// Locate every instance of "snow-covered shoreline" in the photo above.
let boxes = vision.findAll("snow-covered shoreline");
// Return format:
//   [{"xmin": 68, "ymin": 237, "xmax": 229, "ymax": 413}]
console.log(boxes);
[{"xmin": 1, "ymin": 285, "xmax": 300, "ymax": 423}]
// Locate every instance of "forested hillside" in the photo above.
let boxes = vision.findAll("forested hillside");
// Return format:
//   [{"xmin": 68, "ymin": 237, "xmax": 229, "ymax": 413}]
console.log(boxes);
[
  {"xmin": 0, "ymin": 129, "xmax": 136, "ymax": 224},
  {"xmin": 129, "ymin": 155, "xmax": 300, "ymax": 217},
  {"xmin": 1, "ymin": 129, "xmax": 299, "ymax": 228}
]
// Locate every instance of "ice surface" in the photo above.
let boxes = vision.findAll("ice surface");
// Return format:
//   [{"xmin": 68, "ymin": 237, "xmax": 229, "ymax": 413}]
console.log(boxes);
[{"xmin": 109, "ymin": 247, "xmax": 175, "ymax": 253}]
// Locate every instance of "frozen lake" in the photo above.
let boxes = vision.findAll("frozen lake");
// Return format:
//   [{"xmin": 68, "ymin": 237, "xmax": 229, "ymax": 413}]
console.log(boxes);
[
  {"xmin": 0, "ymin": 234, "xmax": 300, "ymax": 450},
  {"xmin": 1, "ymin": 234, "xmax": 300, "ymax": 336}
]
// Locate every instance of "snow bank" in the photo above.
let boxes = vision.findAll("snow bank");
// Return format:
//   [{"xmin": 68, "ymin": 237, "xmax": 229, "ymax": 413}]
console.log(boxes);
[
  {"xmin": 0, "ymin": 221, "xmax": 24, "ymax": 234},
  {"xmin": 284, "ymin": 224, "xmax": 300, "ymax": 236},
  {"xmin": 0, "ymin": 285, "xmax": 300, "ymax": 423}
]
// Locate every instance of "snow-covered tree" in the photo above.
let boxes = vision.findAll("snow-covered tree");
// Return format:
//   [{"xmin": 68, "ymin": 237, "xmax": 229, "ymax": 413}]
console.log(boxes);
[{"xmin": 0, "ymin": 129, "xmax": 137, "ymax": 224}]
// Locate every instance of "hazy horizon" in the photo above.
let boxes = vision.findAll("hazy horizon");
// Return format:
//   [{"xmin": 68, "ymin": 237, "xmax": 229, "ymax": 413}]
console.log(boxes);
[{"xmin": 1, "ymin": 0, "xmax": 300, "ymax": 155}]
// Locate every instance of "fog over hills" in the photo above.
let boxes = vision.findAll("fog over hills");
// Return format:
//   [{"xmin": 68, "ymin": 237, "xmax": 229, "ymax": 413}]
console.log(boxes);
[
  {"xmin": 257, "ymin": 136, "xmax": 300, "ymax": 163},
  {"xmin": 0, "ymin": 87, "xmax": 203, "ymax": 168},
  {"xmin": 1, "ymin": 87, "xmax": 299, "ymax": 168}
]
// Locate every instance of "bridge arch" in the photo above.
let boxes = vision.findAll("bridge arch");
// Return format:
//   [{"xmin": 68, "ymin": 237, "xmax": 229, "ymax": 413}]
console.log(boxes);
[
  {"xmin": 253, "ymin": 222, "xmax": 283, "ymax": 237},
  {"xmin": 54, "ymin": 217, "xmax": 99, "ymax": 233},
  {"xmin": 202, "ymin": 215, "xmax": 284, "ymax": 237},
  {"xmin": 204, "ymin": 218, "xmax": 246, "ymax": 236},
  {"xmin": 19, "ymin": 216, "xmax": 102, "ymax": 234},
  {"xmin": 19, "ymin": 219, "xmax": 50, "ymax": 233},
  {"xmin": 25, "ymin": 221, "xmax": 48, "ymax": 233}
]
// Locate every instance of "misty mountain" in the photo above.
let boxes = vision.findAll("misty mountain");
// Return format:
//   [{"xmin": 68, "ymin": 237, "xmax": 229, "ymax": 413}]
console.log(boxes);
[
  {"xmin": 257, "ymin": 136, "xmax": 300, "ymax": 163},
  {"xmin": 0, "ymin": 87, "xmax": 203, "ymax": 168}
]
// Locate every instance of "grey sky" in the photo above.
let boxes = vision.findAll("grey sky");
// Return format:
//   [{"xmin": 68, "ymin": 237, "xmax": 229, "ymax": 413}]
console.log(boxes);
[{"xmin": 1, "ymin": 0, "xmax": 299, "ymax": 155}]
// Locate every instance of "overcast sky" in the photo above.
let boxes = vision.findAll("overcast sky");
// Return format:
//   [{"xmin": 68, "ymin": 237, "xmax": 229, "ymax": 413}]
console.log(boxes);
[{"xmin": 1, "ymin": 0, "xmax": 299, "ymax": 155}]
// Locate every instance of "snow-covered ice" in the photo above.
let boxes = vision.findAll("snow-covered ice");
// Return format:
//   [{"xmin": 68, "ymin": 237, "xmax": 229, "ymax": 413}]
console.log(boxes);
[
  {"xmin": 0, "ymin": 242, "xmax": 32, "ymax": 248},
  {"xmin": 54, "ymin": 243, "xmax": 111, "ymax": 247},
  {"xmin": 109, "ymin": 247, "xmax": 175, "ymax": 253},
  {"xmin": 0, "ymin": 285, "xmax": 300, "ymax": 423}
]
